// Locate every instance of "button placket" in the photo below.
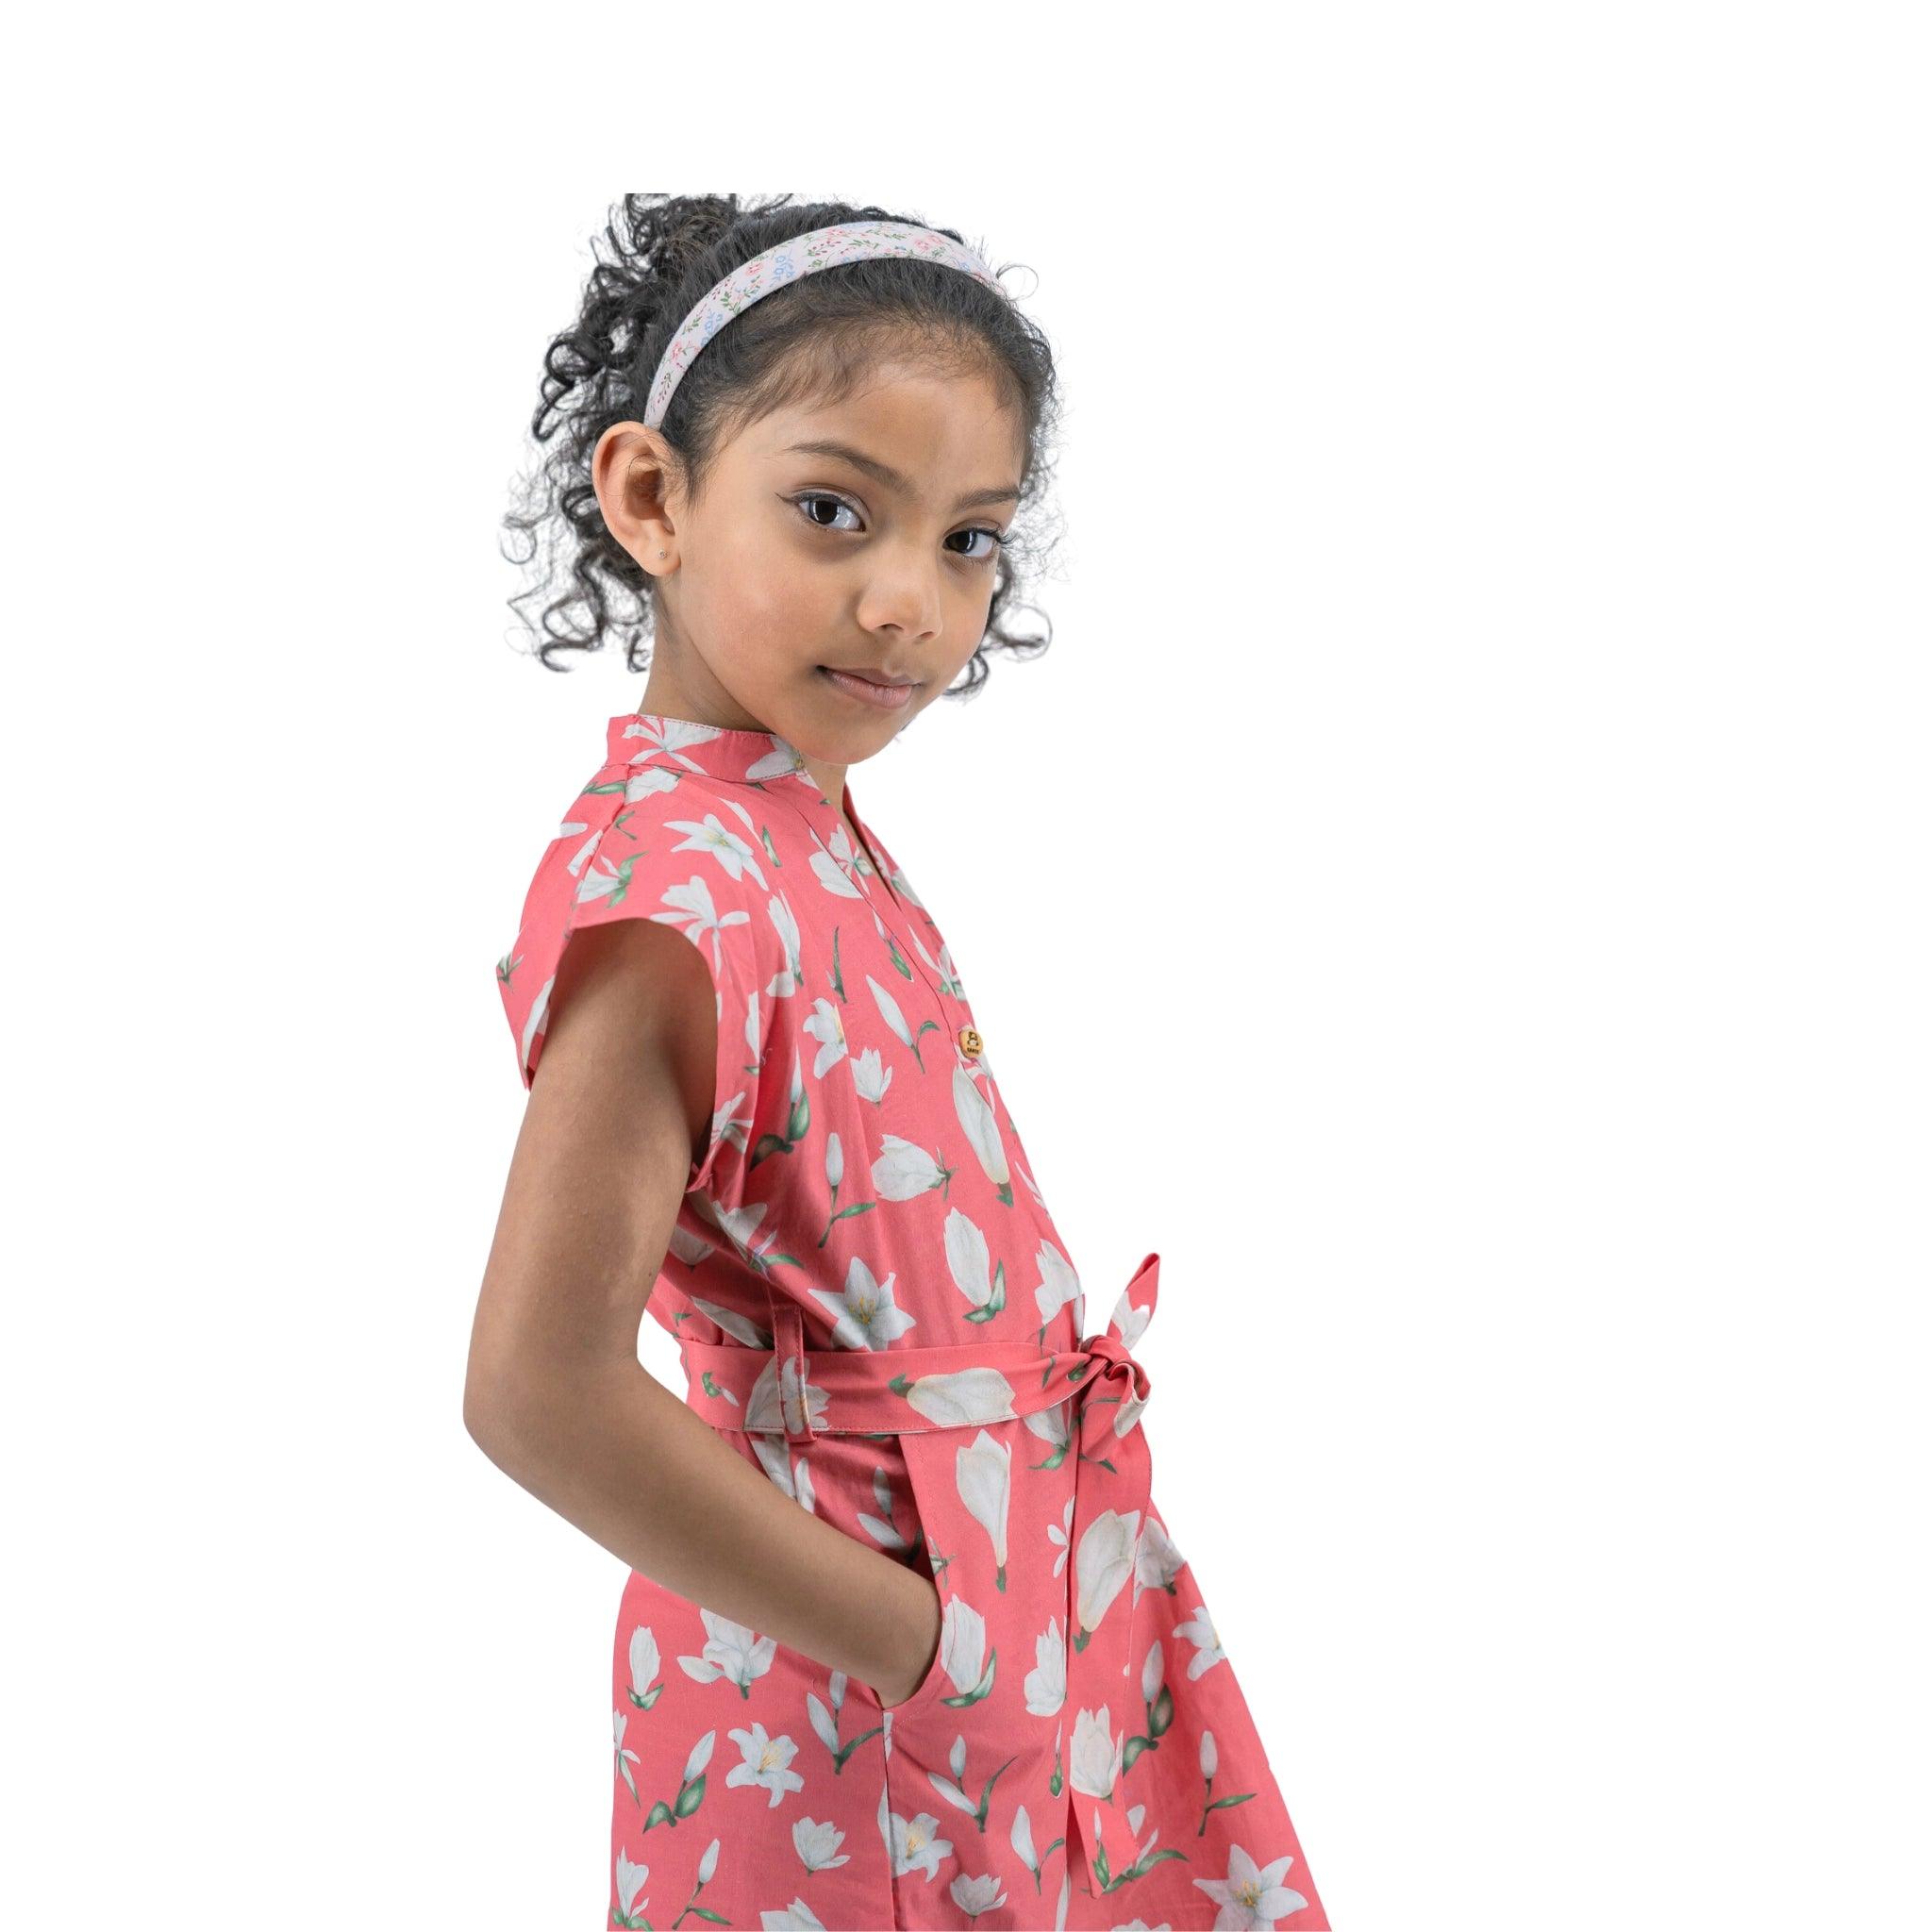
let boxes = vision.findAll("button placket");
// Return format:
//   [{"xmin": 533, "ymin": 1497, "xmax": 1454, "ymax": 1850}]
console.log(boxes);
[
  {"xmin": 782, "ymin": 785, "xmax": 956, "ymax": 1029},
  {"xmin": 846, "ymin": 788, "xmax": 979, "ymax": 1046}
]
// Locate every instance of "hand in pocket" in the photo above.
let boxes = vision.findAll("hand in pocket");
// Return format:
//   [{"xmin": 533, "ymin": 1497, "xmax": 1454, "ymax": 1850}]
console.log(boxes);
[{"xmin": 873, "ymin": 1572, "xmax": 945, "ymax": 1711}]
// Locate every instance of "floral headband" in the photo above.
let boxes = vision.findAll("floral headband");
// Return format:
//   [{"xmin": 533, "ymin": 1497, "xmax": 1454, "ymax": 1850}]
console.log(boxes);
[{"xmin": 641, "ymin": 219, "xmax": 1002, "ymax": 430}]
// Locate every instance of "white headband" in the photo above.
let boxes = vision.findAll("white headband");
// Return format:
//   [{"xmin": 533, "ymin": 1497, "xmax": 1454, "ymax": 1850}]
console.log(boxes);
[{"xmin": 642, "ymin": 219, "xmax": 1002, "ymax": 430}]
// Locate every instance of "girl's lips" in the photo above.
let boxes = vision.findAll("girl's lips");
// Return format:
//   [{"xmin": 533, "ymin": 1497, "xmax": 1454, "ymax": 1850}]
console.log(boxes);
[{"xmin": 818, "ymin": 664, "xmax": 920, "ymax": 710}]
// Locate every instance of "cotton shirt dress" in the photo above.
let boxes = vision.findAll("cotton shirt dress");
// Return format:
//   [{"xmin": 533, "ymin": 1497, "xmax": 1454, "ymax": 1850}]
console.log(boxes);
[{"xmin": 495, "ymin": 710, "xmax": 1328, "ymax": 1931}]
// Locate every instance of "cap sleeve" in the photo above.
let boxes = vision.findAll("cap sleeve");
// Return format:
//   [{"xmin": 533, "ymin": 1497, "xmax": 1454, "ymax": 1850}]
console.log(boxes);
[{"xmin": 496, "ymin": 766, "xmax": 774, "ymax": 1200}]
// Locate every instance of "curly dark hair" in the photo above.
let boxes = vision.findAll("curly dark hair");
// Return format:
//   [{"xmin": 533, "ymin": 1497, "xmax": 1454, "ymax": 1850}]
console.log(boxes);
[{"xmin": 501, "ymin": 194, "xmax": 1063, "ymax": 698}]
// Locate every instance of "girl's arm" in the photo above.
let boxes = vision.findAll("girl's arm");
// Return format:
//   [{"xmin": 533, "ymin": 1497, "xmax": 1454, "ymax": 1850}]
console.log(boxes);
[{"xmin": 463, "ymin": 915, "xmax": 942, "ymax": 1707}]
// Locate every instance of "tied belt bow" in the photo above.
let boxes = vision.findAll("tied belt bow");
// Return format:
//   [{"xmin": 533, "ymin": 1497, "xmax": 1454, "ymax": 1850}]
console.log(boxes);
[{"xmin": 679, "ymin": 1251, "xmax": 1165, "ymax": 1890}]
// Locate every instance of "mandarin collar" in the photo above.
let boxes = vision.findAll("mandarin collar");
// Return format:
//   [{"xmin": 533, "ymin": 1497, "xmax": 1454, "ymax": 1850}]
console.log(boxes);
[
  {"xmin": 606, "ymin": 709, "xmax": 823, "ymax": 789},
  {"xmin": 604, "ymin": 708, "xmax": 889, "ymax": 847}
]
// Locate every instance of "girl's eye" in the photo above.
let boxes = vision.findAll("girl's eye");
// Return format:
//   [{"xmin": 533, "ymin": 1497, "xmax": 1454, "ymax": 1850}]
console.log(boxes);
[
  {"xmin": 794, "ymin": 491, "xmax": 862, "ymax": 534},
  {"xmin": 791, "ymin": 493, "xmax": 1008, "ymax": 566},
  {"xmin": 950, "ymin": 525, "xmax": 1008, "ymax": 565}
]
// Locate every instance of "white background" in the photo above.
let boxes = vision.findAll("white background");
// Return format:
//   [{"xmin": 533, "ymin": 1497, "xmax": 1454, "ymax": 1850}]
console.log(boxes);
[{"xmin": 9, "ymin": 8, "xmax": 1927, "ymax": 1928}]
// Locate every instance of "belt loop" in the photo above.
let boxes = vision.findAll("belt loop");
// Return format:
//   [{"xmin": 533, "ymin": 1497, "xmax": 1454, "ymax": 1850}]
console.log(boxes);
[{"xmin": 768, "ymin": 1296, "xmax": 817, "ymax": 1445}]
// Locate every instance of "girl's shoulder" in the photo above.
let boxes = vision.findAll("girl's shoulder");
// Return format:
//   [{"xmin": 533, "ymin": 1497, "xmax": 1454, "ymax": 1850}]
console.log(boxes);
[{"xmin": 494, "ymin": 749, "xmax": 782, "ymax": 1193}]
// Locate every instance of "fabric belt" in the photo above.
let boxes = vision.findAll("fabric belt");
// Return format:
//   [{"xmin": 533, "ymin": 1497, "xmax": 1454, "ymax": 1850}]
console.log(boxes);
[{"xmin": 678, "ymin": 1250, "xmax": 1164, "ymax": 1890}]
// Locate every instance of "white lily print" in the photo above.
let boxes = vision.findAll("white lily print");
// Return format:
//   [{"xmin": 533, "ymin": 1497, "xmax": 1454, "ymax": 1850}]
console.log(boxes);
[
  {"xmin": 949, "ymin": 1872, "xmax": 1008, "ymax": 1918},
  {"xmin": 931, "ymin": 1591, "xmax": 992, "ymax": 1702},
  {"xmin": 655, "ymin": 874, "xmax": 753, "ymax": 969},
  {"xmin": 694, "ymin": 1074, "xmax": 754, "ymax": 1181},
  {"xmin": 724, "ymin": 1719, "xmax": 805, "ymax": 1807},
  {"xmin": 902, "ymin": 1366, "xmax": 1021, "ymax": 1427},
  {"xmin": 867, "ymin": 973, "xmax": 921, "ymax": 1064},
  {"xmin": 1191, "ymin": 1843, "xmax": 1310, "ymax": 1928},
  {"xmin": 665, "ymin": 1224, "xmax": 717, "ymax": 1274},
  {"xmin": 1143, "ymin": 1634, "xmax": 1167, "ymax": 1708},
  {"xmin": 952, "ymin": 1060, "xmax": 1010, "ymax": 1200},
  {"xmin": 850, "ymin": 1044, "xmax": 893, "ymax": 1103},
  {"xmin": 806, "ymin": 1681, "xmax": 841, "ymax": 1758},
  {"xmin": 1045, "ymin": 1493, "xmax": 1076, "ymax": 1575},
  {"xmin": 845, "ymin": 819, "xmax": 889, "ymax": 886},
  {"xmin": 956, "ymin": 1428, "xmax": 1012, "ymax": 1588},
  {"xmin": 880, "ymin": 849, "xmax": 928, "ymax": 911},
  {"xmin": 1106, "ymin": 1280, "xmax": 1156, "ymax": 1356},
  {"xmin": 1176, "ymin": 1602, "xmax": 1230, "ymax": 1679},
  {"xmin": 825, "ymin": 819, "xmax": 866, "ymax": 876},
  {"xmin": 791, "ymin": 1814, "xmax": 851, "ymax": 1873},
  {"xmin": 1024, "ymin": 1616, "xmax": 1068, "ymax": 1716},
  {"xmin": 620, "ymin": 763, "xmax": 680, "ymax": 802},
  {"xmin": 613, "ymin": 1708, "xmax": 641, "ymax": 1805},
  {"xmin": 1009, "ymin": 1803, "xmax": 1039, "ymax": 1880},
  {"xmin": 1024, "ymin": 1398, "xmax": 1075, "ymax": 1463},
  {"xmin": 666, "ymin": 809, "xmax": 768, "ymax": 888},
  {"xmin": 908, "ymin": 922, "xmax": 959, "ymax": 992},
  {"xmin": 748, "ymin": 1429, "xmax": 815, "ymax": 1510},
  {"xmin": 802, "ymin": 995, "xmax": 850, "ymax": 1077},
  {"xmin": 1034, "ymin": 1239, "xmax": 1083, "ymax": 1329},
  {"xmin": 745, "ymin": 739, "xmax": 816, "ymax": 786},
  {"xmin": 573, "ymin": 852, "xmax": 735, "ymax": 951},
  {"xmin": 676, "ymin": 1608, "xmax": 778, "ymax": 1693},
  {"xmin": 739, "ymin": 982, "xmax": 763, "ymax": 1066},
  {"xmin": 696, "ymin": 1194, "xmax": 780, "ymax": 1273},
  {"xmin": 809, "ymin": 1252, "xmax": 917, "ymax": 1350},
  {"xmin": 683, "ymin": 1730, "xmax": 717, "ymax": 1783},
  {"xmin": 515, "ymin": 971, "xmax": 555, "ymax": 1081},
  {"xmin": 809, "ymin": 843, "xmax": 866, "ymax": 898},
  {"xmin": 760, "ymin": 1897, "xmax": 829, "ymax": 1928},
  {"xmin": 928, "ymin": 1732, "xmax": 982, "ymax": 1818},
  {"xmin": 856, "ymin": 1466, "xmax": 913, "ymax": 1553},
  {"xmin": 687, "ymin": 1291, "xmax": 768, "ymax": 1350},
  {"xmin": 744, "ymin": 1349, "xmax": 830, "ymax": 1439},
  {"xmin": 765, "ymin": 889, "xmax": 804, "ymax": 996},
  {"xmin": 1114, "ymin": 1796, "xmax": 1164, "ymax": 1872},
  {"xmin": 1069, "ymin": 1704, "xmax": 1124, "ymax": 1801},
  {"xmin": 611, "ymin": 1847, "xmax": 648, "ymax": 1926},
  {"xmin": 619, "ymin": 713, "xmax": 745, "ymax": 770},
  {"xmin": 1074, "ymin": 1507, "xmax": 1142, "ymax": 1640},
  {"xmin": 562, "ymin": 824, "xmax": 604, "ymax": 877},
  {"xmin": 943, "ymin": 1206, "xmax": 1005, "ymax": 1319},
  {"xmin": 1136, "ymin": 1511, "xmax": 1187, "ymax": 1594},
  {"xmin": 872, "ymin": 1134, "xmax": 950, "ymax": 1200},
  {"xmin": 625, "ymin": 1624, "xmax": 661, "ymax": 1707},
  {"xmin": 878, "ymin": 1779, "xmax": 955, "ymax": 1881}
]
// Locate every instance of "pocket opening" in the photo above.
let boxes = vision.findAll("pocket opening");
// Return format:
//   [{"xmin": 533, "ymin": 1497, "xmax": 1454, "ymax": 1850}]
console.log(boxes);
[{"xmin": 875, "ymin": 1433, "xmax": 958, "ymax": 1718}]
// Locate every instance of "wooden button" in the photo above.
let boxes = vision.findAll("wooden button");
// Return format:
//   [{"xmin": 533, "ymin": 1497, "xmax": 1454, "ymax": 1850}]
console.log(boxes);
[{"xmin": 958, "ymin": 1024, "xmax": 983, "ymax": 1058}]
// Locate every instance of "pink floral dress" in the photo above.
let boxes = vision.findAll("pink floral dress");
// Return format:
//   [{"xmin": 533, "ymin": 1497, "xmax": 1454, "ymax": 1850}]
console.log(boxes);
[{"xmin": 495, "ymin": 711, "xmax": 1330, "ymax": 1931}]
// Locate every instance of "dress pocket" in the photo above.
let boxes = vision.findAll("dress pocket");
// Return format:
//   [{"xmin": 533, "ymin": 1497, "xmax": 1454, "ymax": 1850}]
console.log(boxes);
[
  {"xmin": 876, "ymin": 1570, "xmax": 950, "ymax": 1715},
  {"xmin": 874, "ymin": 1425, "xmax": 985, "ymax": 1723}
]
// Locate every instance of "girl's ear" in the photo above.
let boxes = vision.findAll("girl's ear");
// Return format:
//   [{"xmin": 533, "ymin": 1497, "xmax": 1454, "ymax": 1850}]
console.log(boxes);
[{"xmin": 592, "ymin": 425, "xmax": 677, "ymax": 576}]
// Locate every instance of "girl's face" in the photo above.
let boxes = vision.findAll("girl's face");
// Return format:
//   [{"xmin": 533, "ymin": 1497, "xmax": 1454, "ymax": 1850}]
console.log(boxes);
[{"xmin": 595, "ymin": 358, "xmax": 1025, "ymax": 774}]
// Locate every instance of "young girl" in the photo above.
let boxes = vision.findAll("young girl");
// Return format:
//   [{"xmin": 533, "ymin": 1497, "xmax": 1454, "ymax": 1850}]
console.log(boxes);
[{"xmin": 469, "ymin": 195, "xmax": 1329, "ymax": 1932}]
